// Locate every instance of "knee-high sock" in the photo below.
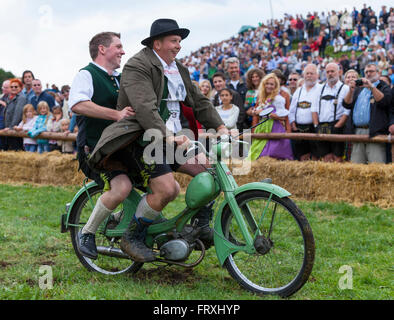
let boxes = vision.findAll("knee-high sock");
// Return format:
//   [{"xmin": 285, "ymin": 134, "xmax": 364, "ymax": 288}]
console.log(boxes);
[
  {"xmin": 134, "ymin": 195, "xmax": 161, "ymax": 223},
  {"xmin": 82, "ymin": 196, "xmax": 112, "ymax": 234}
]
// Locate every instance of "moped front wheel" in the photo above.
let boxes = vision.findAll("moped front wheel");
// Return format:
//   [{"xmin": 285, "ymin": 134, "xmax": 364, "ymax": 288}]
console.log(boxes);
[
  {"xmin": 69, "ymin": 184, "xmax": 143, "ymax": 275},
  {"xmin": 221, "ymin": 190, "xmax": 315, "ymax": 297}
]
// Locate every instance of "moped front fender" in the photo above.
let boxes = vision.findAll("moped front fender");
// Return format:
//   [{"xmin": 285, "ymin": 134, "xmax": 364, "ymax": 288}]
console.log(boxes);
[
  {"xmin": 61, "ymin": 181, "xmax": 98, "ymax": 233},
  {"xmin": 213, "ymin": 182, "xmax": 291, "ymax": 266}
]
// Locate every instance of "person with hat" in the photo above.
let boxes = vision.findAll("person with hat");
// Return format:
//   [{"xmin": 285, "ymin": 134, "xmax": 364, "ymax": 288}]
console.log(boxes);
[
  {"xmin": 87, "ymin": 19, "xmax": 229, "ymax": 262},
  {"xmin": 68, "ymin": 31, "xmax": 136, "ymax": 260}
]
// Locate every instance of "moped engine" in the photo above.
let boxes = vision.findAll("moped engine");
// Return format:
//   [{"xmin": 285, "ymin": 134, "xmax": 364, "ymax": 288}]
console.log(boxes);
[{"xmin": 159, "ymin": 239, "xmax": 190, "ymax": 261}]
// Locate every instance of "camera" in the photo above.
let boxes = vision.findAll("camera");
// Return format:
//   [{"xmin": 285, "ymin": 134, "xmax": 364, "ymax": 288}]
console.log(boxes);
[{"xmin": 355, "ymin": 79, "xmax": 364, "ymax": 86}]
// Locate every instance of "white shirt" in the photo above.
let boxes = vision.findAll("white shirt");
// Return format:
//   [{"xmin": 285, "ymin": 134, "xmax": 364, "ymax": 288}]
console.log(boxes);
[
  {"xmin": 311, "ymin": 80, "xmax": 350, "ymax": 122},
  {"xmin": 230, "ymin": 80, "xmax": 240, "ymax": 89},
  {"xmin": 69, "ymin": 62, "xmax": 120, "ymax": 111},
  {"xmin": 153, "ymin": 50, "xmax": 186, "ymax": 134},
  {"xmin": 270, "ymin": 94, "xmax": 288, "ymax": 117},
  {"xmin": 215, "ymin": 105, "xmax": 240, "ymax": 130},
  {"xmin": 289, "ymin": 83, "xmax": 322, "ymax": 125}
]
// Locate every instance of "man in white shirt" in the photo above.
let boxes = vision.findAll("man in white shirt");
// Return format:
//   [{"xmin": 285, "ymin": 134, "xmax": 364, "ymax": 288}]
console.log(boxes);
[
  {"xmin": 289, "ymin": 64, "xmax": 321, "ymax": 160},
  {"xmin": 225, "ymin": 57, "xmax": 247, "ymax": 130},
  {"xmin": 68, "ymin": 32, "xmax": 135, "ymax": 260},
  {"xmin": 312, "ymin": 63, "xmax": 350, "ymax": 162}
]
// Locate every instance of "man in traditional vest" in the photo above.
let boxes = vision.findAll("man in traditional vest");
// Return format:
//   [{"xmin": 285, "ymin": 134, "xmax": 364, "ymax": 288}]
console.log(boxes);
[
  {"xmin": 69, "ymin": 32, "xmax": 135, "ymax": 260},
  {"xmin": 311, "ymin": 63, "xmax": 350, "ymax": 162},
  {"xmin": 87, "ymin": 19, "xmax": 229, "ymax": 262}
]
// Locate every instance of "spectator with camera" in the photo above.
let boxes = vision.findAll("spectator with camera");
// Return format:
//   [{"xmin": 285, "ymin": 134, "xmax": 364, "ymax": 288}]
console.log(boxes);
[{"xmin": 343, "ymin": 63, "xmax": 392, "ymax": 164}]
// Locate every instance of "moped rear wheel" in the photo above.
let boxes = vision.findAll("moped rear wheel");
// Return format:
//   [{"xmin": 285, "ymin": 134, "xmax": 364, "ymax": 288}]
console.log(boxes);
[
  {"xmin": 69, "ymin": 185, "xmax": 143, "ymax": 275},
  {"xmin": 221, "ymin": 190, "xmax": 315, "ymax": 297}
]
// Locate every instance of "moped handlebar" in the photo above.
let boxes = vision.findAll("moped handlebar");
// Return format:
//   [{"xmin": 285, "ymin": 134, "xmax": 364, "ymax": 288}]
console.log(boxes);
[{"xmin": 185, "ymin": 106, "xmax": 274, "ymax": 159}]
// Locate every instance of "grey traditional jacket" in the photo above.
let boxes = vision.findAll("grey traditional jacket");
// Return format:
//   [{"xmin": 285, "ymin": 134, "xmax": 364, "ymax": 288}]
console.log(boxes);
[
  {"xmin": 88, "ymin": 47, "xmax": 224, "ymax": 171},
  {"xmin": 5, "ymin": 93, "xmax": 26, "ymax": 128}
]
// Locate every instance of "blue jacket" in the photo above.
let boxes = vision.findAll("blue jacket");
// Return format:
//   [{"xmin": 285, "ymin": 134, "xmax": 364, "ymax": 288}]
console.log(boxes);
[
  {"xmin": 30, "ymin": 91, "xmax": 55, "ymax": 111},
  {"xmin": 28, "ymin": 114, "xmax": 51, "ymax": 144}
]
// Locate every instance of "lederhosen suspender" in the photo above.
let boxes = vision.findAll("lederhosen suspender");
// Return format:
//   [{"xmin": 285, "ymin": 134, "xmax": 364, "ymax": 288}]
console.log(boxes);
[
  {"xmin": 295, "ymin": 87, "xmax": 303, "ymax": 124},
  {"xmin": 318, "ymin": 83, "xmax": 345, "ymax": 122}
]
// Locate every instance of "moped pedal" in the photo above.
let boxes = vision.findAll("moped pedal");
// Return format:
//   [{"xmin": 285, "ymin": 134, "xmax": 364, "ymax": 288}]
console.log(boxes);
[{"xmin": 191, "ymin": 218, "xmax": 199, "ymax": 228}]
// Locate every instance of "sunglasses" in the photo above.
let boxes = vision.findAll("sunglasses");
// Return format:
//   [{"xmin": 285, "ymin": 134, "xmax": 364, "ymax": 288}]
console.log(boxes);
[
  {"xmin": 289, "ymin": 78, "xmax": 298, "ymax": 81},
  {"xmin": 10, "ymin": 86, "xmax": 20, "ymax": 89}
]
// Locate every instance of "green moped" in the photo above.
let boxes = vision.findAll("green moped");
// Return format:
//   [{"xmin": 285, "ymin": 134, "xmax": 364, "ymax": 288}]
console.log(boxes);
[{"xmin": 61, "ymin": 109, "xmax": 315, "ymax": 297}]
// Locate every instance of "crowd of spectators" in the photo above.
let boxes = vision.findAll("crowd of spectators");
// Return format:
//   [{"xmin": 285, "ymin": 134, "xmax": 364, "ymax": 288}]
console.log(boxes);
[
  {"xmin": 0, "ymin": 4, "xmax": 393, "ymax": 164},
  {"xmin": 0, "ymin": 72, "xmax": 76, "ymax": 154},
  {"xmin": 181, "ymin": 4, "xmax": 394, "ymax": 164}
]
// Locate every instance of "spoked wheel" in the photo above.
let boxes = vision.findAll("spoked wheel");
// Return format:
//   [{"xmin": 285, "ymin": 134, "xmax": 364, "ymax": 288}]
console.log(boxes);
[
  {"xmin": 69, "ymin": 185, "xmax": 143, "ymax": 275},
  {"xmin": 221, "ymin": 190, "xmax": 315, "ymax": 297}
]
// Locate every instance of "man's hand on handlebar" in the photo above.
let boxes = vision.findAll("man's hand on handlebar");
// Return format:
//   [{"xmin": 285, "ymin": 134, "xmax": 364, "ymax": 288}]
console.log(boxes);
[
  {"xmin": 166, "ymin": 135, "xmax": 191, "ymax": 149},
  {"xmin": 216, "ymin": 125, "xmax": 229, "ymax": 137}
]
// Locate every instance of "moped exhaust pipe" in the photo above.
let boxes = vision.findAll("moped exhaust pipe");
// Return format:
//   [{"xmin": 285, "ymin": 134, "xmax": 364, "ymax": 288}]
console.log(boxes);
[{"xmin": 96, "ymin": 246, "xmax": 130, "ymax": 259}]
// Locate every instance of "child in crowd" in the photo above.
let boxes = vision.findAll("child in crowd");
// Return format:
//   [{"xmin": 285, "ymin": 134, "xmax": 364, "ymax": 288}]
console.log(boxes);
[
  {"xmin": 47, "ymin": 105, "xmax": 63, "ymax": 151},
  {"xmin": 14, "ymin": 104, "xmax": 38, "ymax": 152},
  {"xmin": 59, "ymin": 118, "xmax": 74, "ymax": 154},
  {"xmin": 215, "ymin": 88, "xmax": 240, "ymax": 131},
  {"xmin": 28, "ymin": 101, "xmax": 52, "ymax": 154}
]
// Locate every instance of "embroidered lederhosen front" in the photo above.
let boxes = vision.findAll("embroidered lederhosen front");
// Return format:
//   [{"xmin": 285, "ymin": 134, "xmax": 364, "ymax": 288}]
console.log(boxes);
[
  {"xmin": 294, "ymin": 87, "xmax": 313, "ymax": 133},
  {"xmin": 291, "ymin": 87, "xmax": 319, "ymax": 159}
]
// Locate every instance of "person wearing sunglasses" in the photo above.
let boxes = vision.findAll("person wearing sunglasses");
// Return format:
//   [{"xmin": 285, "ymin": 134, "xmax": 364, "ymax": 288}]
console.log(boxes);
[
  {"xmin": 287, "ymin": 72, "xmax": 300, "ymax": 98},
  {"xmin": 3, "ymin": 78, "xmax": 26, "ymax": 151},
  {"xmin": 30, "ymin": 79, "xmax": 56, "ymax": 111}
]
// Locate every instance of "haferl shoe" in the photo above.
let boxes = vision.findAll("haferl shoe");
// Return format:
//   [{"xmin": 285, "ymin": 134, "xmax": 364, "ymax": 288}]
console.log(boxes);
[
  {"xmin": 120, "ymin": 216, "xmax": 155, "ymax": 262},
  {"xmin": 78, "ymin": 231, "xmax": 98, "ymax": 260}
]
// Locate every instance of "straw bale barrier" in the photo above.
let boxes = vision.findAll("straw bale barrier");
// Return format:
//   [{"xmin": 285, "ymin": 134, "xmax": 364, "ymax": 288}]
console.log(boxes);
[
  {"xmin": 0, "ymin": 151, "xmax": 85, "ymax": 186},
  {"xmin": 0, "ymin": 152, "xmax": 393, "ymax": 208}
]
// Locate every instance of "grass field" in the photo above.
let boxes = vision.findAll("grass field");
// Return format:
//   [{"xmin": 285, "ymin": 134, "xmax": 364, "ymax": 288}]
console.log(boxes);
[{"xmin": 0, "ymin": 184, "xmax": 392, "ymax": 300}]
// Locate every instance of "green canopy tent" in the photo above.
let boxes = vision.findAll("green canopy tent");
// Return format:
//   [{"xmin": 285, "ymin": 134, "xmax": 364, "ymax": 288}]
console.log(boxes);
[{"xmin": 238, "ymin": 25, "xmax": 256, "ymax": 34}]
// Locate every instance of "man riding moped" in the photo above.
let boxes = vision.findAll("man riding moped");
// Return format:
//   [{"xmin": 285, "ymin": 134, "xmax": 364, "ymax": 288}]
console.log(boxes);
[{"xmin": 87, "ymin": 19, "xmax": 230, "ymax": 262}]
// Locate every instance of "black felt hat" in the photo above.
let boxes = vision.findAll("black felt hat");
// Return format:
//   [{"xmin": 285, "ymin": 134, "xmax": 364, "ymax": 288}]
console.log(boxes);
[{"xmin": 141, "ymin": 19, "xmax": 190, "ymax": 46}]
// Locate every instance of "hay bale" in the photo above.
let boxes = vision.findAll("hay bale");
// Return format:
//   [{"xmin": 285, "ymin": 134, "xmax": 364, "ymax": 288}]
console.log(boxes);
[
  {"xmin": 234, "ymin": 157, "xmax": 394, "ymax": 208},
  {"xmin": 0, "ymin": 152, "xmax": 393, "ymax": 208},
  {"xmin": 0, "ymin": 151, "xmax": 85, "ymax": 186}
]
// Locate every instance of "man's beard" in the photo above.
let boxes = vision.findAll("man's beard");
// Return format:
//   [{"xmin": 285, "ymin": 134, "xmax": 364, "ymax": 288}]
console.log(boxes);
[
  {"xmin": 305, "ymin": 79, "xmax": 317, "ymax": 87},
  {"xmin": 367, "ymin": 74, "xmax": 379, "ymax": 83},
  {"xmin": 327, "ymin": 76, "xmax": 338, "ymax": 86}
]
